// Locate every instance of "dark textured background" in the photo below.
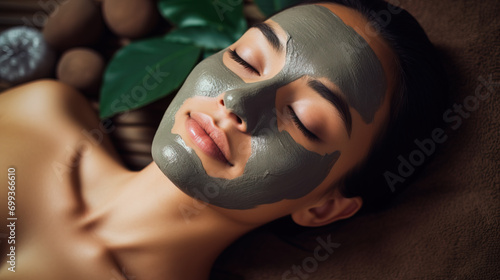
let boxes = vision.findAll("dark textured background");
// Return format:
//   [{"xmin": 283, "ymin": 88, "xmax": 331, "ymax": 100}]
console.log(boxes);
[{"xmin": 1, "ymin": 0, "xmax": 498, "ymax": 279}]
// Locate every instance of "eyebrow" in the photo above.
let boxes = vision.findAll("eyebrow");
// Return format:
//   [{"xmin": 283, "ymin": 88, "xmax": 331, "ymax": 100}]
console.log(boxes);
[
  {"xmin": 307, "ymin": 80, "xmax": 353, "ymax": 138},
  {"xmin": 252, "ymin": 22, "xmax": 283, "ymax": 52}
]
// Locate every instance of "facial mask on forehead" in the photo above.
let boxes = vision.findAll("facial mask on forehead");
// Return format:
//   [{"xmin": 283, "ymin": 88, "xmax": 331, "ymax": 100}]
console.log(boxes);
[{"xmin": 152, "ymin": 5, "xmax": 386, "ymax": 209}]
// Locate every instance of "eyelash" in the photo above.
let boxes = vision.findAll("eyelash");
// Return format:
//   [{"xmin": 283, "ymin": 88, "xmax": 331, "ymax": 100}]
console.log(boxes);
[
  {"xmin": 287, "ymin": 106, "xmax": 319, "ymax": 141},
  {"xmin": 228, "ymin": 49, "xmax": 260, "ymax": 76}
]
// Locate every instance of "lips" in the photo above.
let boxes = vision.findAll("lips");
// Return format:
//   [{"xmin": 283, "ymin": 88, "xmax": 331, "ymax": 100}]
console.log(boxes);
[{"xmin": 186, "ymin": 112, "xmax": 232, "ymax": 165}]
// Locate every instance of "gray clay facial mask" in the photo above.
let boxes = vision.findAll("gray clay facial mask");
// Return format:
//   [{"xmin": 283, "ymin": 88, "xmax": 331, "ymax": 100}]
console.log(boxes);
[{"xmin": 152, "ymin": 5, "xmax": 386, "ymax": 209}]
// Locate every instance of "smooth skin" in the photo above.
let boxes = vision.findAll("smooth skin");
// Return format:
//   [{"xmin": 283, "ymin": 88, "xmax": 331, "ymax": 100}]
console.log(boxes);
[{"xmin": 0, "ymin": 3, "xmax": 396, "ymax": 280}]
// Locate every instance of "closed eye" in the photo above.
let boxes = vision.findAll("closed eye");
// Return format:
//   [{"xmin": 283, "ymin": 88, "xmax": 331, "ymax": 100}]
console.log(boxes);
[
  {"xmin": 228, "ymin": 49, "xmax": 260, "ymax": 76},
  {"xmin": 287, "ymin": 106, "xmax": 319, "ymax": 141}
]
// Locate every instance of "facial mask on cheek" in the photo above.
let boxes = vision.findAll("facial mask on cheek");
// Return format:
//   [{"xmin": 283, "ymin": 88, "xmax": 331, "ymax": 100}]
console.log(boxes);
[{"xmin": 152, "ymin": 5, "xmax": 386, "ymax": 209}]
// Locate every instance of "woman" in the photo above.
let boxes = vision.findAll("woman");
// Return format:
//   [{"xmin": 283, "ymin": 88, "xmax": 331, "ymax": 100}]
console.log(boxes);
[{"xmin": 0, "ymin": 0, "xmax": 447, "ymax": 279}]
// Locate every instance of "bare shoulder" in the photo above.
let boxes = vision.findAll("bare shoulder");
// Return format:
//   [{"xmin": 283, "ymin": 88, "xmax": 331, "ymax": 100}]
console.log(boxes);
[
  {"xmin": 0, "ymin": 79, "xmax": 119, "ymax": 155},
  {"xmin": 0, "ymin": 79, "xmax": 98, "ymax": 131},
  {"xmin": 0, "ymin": 80, "xmax": 128, "ymax": 278}
]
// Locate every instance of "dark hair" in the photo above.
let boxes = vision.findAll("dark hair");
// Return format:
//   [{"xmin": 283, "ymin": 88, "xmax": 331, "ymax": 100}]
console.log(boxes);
[{"xmin": 298, "ymin": 0, "xmax": 450, "ymax": 212}]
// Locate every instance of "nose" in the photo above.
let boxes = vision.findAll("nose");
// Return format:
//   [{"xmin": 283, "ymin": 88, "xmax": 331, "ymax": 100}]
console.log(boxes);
[
  {"xmin": 222, "ymin": 84, "xmax": 276, "ymax": 134},
  {"xmin": 218, "ymin": 97, "xmax": 247, "ymax": 132}
]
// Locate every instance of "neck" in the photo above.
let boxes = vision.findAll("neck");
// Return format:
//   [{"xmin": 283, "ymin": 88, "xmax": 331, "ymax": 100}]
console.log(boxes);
[{"xmin": 91, "ymin": 163, "xmax": 257, "ymax": 280}]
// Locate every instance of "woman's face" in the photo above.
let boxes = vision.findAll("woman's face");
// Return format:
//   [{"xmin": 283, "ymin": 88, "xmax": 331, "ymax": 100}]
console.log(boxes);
[{"xmin": 152, "ymin": 4, "xmax": 395, "ymax": 215}]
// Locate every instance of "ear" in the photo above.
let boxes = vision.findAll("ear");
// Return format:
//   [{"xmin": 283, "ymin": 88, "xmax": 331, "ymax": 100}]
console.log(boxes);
[{"xmin": 291, "ymin": 190, "xmax": 362, "ymax": 227}]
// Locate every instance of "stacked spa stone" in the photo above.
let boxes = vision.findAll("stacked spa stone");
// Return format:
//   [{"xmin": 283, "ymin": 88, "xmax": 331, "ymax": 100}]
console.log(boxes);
[
  {"xmin": 0, "ymin": 0, "xmax": 162, "ymax": 93},
  {"xmin": 45, "ymin": 0, "xmax": 162, "ymax": 96}
]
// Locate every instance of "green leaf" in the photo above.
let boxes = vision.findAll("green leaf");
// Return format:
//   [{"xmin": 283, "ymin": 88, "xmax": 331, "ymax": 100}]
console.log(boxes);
[
  {"xmin": 158, "ymin": 0, "xmax": 246, "ymax": 41},
  {"xmin": 254, "ymin": 0, "xmax": 302, "ymax": 17},
  {"xmin": 100, "ymin": 38, "xmax": 202, "ymax": 118},
  {"xmin": 165, "ymin": 25, "xmax": 234, "ymax": 50}
]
